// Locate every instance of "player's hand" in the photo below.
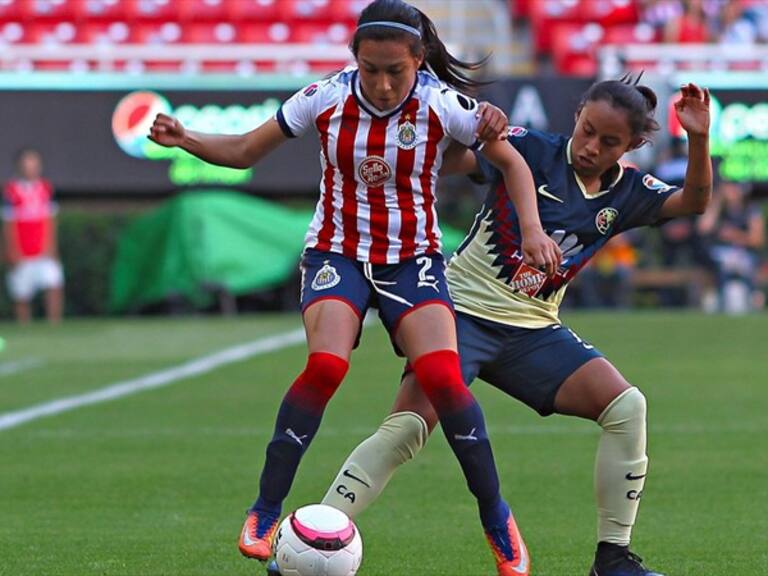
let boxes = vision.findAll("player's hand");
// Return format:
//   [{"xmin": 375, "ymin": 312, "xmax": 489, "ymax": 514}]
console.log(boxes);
[
  {"xmin": 148, "ymin": 113, "xmax": 186, "ymax": 147},
  {"xmin": 475, "ymin": 102, "xmax": 509, "ymax": 142},
  {"xmin": 674, "ymin": 83, "xmax": 710, "ymax": 138},
  {"xmin": 521, "ymin": 227, "xmax": 562, "ymax": 277}
]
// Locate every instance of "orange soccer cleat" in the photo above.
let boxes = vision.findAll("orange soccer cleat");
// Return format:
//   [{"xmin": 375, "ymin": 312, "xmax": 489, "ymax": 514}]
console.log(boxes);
[
  {"xmin": 485, "ymin": 511, "xmax": 530, "ymax": 576},
  {"xmin": 238, "ymin": 510, "xmax": 279, "ymax": 561}
]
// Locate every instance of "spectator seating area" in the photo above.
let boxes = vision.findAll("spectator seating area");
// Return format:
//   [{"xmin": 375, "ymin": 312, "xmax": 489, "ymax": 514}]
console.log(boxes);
[
  {"xmin": 511, "ymin": 0, "xmax": 768, "ymax": 75},
  {"xmin": 0, "ymin": 0, "xmax": 365, "ymax": 74}
]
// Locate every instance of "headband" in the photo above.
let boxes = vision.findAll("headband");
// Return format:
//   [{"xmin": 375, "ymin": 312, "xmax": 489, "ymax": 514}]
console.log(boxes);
[{"xmin": 356, "ymin": 21, "xmax": 422, "ymax": 38}]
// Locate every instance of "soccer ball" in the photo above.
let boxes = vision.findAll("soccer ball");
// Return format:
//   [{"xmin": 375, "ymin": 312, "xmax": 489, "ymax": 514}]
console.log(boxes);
[{"xmin": 272, "ymin": 504, "xmax": 363, "ymax": 576}]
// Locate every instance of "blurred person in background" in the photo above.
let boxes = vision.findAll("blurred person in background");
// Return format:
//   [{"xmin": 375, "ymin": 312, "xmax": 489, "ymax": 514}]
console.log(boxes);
[
  {"xmin": 698, "ymin": 180, "xmax": 765, "ymax": 314},
  {"xmin": 663, "ymin": 0, "xmax": 711, "ymax": 43},
  {"xmin": 654, "ymin": 137, "xmax": 711, "ymax": 305},
  {"xmin": 578, "ymin": 233, "xmax": 639, "ymax": 309},
  {"xmin": 2, "ymin": 148, "xmax": 63, "ymax": 324},
  {"xmin": 717, "ymin": 0, "xmax": 759, "ymax": 44}
]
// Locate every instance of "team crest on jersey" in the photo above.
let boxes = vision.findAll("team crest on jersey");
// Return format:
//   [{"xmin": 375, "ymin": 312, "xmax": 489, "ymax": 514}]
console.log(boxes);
[
  {"xmin": 311, "ymin": 261, "xmax": 341, "ymax": 291},
  {"xmin": 509, "ymin": 263, "xmax": 547, "ymax": 297},
  {"xmin": 642, "ymin": 174, "xmax": 673, "ymax": 193},
  {"xmin": 508, "ymin": 126, "xmax": 528, "ymax": 138},
  {"xmin": 595, "ymin": 207, "xmax": 619, "ymax": 235},
  {"xmin": 397, "ymin": 120, "xmax": 418, "ymax": 150},
  {"xmin": 358, "ymin": 156, "xmax": 392, "ymax": 187}
]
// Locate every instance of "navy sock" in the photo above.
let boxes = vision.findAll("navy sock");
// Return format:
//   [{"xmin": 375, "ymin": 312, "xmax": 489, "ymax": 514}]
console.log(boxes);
[
  {"xmin": 439, "ymin": 401, "xmax": 509, "ymax": 530},
  {"xmin": 252, "ymin": 399, "xmax": 323, "ymax": 515}
]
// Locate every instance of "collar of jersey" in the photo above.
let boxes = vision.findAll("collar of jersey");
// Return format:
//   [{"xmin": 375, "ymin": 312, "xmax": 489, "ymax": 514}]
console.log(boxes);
[
  {"xmin": 351, "ymin": 69, "xmax": 419, "ymax": 120},
  {"xmin": 566, "ymin": 138, "xmax": 624, "ymax": 200}
]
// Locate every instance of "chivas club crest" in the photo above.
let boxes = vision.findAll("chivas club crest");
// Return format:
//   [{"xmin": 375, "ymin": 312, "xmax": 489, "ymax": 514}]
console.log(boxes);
[
  {"xmin": 595, "ymin": 207, "xmax": 619, "ymax": 235},
  {"xmin": 397, "ymin": 120, "xmax": 418, "ymax": 150},
  {"xmin": 311, "ymin": 261, "xmax": 341, "ymax": 291},
  {"xmin": 358, "ymin": 155, "xmax": 392, "ymax": 187},
  {"xmin": 509, "ymin": 263, "xmax": 547, "ymax": 298}
]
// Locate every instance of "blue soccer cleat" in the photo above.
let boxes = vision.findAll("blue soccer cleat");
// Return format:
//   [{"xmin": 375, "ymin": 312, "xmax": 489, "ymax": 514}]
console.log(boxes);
[{"xmin": 589, "ymin": 543, "xmax": 665, "ymax": 576}]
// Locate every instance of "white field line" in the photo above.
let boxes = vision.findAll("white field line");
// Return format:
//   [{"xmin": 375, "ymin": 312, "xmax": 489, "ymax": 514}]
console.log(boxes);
[
  {"xmin": 0, "ymin": 357, "xmax": 45, "ymax": 378},
  {"xmin": 0, "ymin": 326, "xmax": 307, "ymax": 432}
]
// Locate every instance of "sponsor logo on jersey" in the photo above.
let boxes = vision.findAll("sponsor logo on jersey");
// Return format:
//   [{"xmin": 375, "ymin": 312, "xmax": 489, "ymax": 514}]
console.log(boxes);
[
  {"xmin": 642, "ymin": 173, "xmax": 673, "ymax": 193},
  {"xmin": 358, "ymin": 155, "xmax": 392, "ymax": 187},
  {"xmin": 595, "ymin": 207, "xmax": 619, "ymax": 235},
  {"xmin": 508, "ymin": 126, "xmax": 528, "ymax": 138},
  {"xmin": 509, "ymin": 263, "xmax": 547, "ymax": 297},
  {"xmin": 311, "ymin": 261, "xmax": 341, "ymax": 291},
  {"xmin": 537, "ymin": 184, "xmax": 563, "ymax": 203},
  {"xmin": 396, "ymin": 120, "xmax": 418, "ymax": 150},
  {"xmin": 303, "ymin": 83, "xmax": 319, "ymax": 97}
]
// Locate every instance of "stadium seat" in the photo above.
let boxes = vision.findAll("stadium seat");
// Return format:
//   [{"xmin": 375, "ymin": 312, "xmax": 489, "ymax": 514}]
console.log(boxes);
[
  {"xmin": 0, "ymin": 20, "xmax": 27, "ymax": 43},
  {"xmin": 126, "ymin": 0, "xmax": 178, "ymax": 21},
  {"xmin": 582, "ymin": 0, "xmax": 639, "ymax": 26},
  {"xmin": 292, "ymin": 21, "xmax": 352, "ymax": 44},
  {"xmin": 20, "ymin": 0, "xmax": 78, "ymax": 20},
  {"xmin": 240, "ymin": 22, "xmax": 293, "ymax": 44},
  {"xmin": 79, "ymin": 21, "xmax": 134, "ymax": 44},
  {"xmin": 177, "ymin": 0, "xmax": 228, "ymax": 22},
  {"xmin": 182, "ymin": 22, "xmax": 239, "ymax": 43},
  {"xmin": 225, "ymin": 0, "xmax": 281, "ymax": 22},
  {"xmin": 280, "ymin": 0, "xmax": 335, "ymax": 21},
  {"xmin": 0, "ymin": 0, "xmax": 23, "ymax": 22},
  {"xmin": 603, "ymin": 23, "xmax": 658, "ymax": 45},
  {"xmin": 74, "ymin": 0, "xmax": 130, "ymax": 21}
]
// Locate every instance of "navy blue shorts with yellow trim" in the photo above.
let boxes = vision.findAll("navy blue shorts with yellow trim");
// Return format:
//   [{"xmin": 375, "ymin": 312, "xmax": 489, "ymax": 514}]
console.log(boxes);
[
  {"xmin": 300, "ymin": 248, "xmax": 453, "ymax": 353},
  {"xmin": 457, "ymin": 311, "xmax": 603, "ymax": 416}
]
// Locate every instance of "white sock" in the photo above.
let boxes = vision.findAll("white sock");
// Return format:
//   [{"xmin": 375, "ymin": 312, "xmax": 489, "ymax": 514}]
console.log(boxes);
[
  {"xmin": 594, "ymin": 387, "xmax": 648, "ymax": 546},
  {"xmin": 321, "ymin": 411, "xmax": 428, "ymax": 518}
]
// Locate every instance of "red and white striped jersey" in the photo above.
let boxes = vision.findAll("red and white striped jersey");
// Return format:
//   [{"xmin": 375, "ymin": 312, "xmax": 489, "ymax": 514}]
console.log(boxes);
[
  {"xmin": 276, "ymin": 67, "xmax": 482, "ymax": 264},
  {"xmin": 2, "ymin": 178, "xmax": 56, "ymax": 258}
]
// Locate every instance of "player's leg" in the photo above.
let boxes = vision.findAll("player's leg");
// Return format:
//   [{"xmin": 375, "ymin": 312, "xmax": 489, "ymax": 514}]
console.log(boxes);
[
  {"xmin": 554, "ymin": 358, "xmax": 661, "ymax": 576},
  {"xmin": 240, "ymin": 252, "xmax": 368, "ymax": 561},
  {"xmin": 39, "ymin": 258, "xmax": 64, "ymax": 324},
  {"xmin": 7, "ymin": 262, "xmax": 33, "ymax": 324}
]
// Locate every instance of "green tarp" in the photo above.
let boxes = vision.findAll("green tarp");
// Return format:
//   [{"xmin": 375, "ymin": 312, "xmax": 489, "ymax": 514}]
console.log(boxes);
[{"xmin": 110, "ymin": 191, "xmax": 467, "ymax": 313}]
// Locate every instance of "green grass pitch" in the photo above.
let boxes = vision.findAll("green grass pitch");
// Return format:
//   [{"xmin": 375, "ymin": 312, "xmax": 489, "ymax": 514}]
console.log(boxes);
[{"xmin": 0, "ymin": 313, "xmax": 766, "ymax": 575}]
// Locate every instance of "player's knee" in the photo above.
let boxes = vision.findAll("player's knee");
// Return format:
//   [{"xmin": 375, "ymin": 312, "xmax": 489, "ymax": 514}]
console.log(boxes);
[
  {"xmin": 379, "ymin": 411, "xmax": 429, "ymax": 462},
  {"xmin": 598, "ymin": 387, "xmax": 647, "ymax": 431},
  {"xmin": 288, "ymin": 352, "xmax": 349, "ymax": 410},
  {"xmin": 412, "ymin": 350, "xmax": 471, "ymax": 412}
]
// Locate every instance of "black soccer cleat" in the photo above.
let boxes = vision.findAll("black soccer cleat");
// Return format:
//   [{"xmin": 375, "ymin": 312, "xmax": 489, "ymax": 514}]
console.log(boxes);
[
  {"xmin": 588, "ymin": 542, "xmax": 665, "ymax": 576},
  {"xmin": 266, "ymin": 559, "xmax": 280, "ymax": 576}
]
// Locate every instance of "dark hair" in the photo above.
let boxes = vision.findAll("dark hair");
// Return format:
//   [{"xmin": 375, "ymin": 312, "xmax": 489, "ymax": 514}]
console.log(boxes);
[
  {"xmin": 350, "ymin": 0, "xmax": 487, "ymax": 93},
  {"xmin": 15, "ymin": 147, "xmax": 40, "ymax": 165},
  {"xmin": 578, "ymin": 74, "xmax": 660, "ymax": 143}
]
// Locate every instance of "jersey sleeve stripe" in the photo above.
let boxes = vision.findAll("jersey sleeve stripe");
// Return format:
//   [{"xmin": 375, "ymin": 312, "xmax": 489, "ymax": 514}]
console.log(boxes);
[
  {"xmin": 313, "ymin": 104, "xmax": 338, "ymax": 252},
  {"xmin": 275, "ymin": 107, "xmax": 296, "ymax": 138},
  {"xmin": 396, "ymin": 99, "xmax": 420, "ymax": 259},
  {"xmin": 337, "ymin": 95, "xmax": 361, "ymax": 259}
]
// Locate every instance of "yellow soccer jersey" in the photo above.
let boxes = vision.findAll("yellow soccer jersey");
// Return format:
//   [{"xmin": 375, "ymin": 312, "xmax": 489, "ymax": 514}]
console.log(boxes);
[{"xmin": 447, "ymin": 127, "xmax": 678, "ymax": 328}]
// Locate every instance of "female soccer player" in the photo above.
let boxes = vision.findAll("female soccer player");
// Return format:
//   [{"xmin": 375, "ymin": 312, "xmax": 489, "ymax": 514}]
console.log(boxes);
[
  {"xmin": 322, "ymin": 78, "xmax": 713, "ymax": 576},
  {"xmin": 148, "ymin": 0, "xmax": 559, "ymax": 572}
]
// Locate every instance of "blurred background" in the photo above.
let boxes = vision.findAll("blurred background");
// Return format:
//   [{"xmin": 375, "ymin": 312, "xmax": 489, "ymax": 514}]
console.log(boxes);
[{"xmin": 1, "ymin": 0, "xmax": 766, "ymax": 321}]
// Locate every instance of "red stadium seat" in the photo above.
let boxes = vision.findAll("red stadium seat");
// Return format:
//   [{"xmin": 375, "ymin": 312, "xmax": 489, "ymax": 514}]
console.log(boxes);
[
  {"xmin": 131, "ymin": 21, "xmax": 184, "ymax": 44},
  {"xmin": 225, "ymin": 0, "xmax": 280, "ymax": 21},
  {"xmin": 79, "ymin": 21, "xmax": 135, "ymax": 44},
  {"xmin": 329, "ymin": 0, "xmax": 365, "ymax": 22},
  {"xmin": 127, "ymin": 0, "xmax": 178, "ymax": 21},
  {"xmin": 74, "ymin": 0, "xmax": 130, "ymax": 21},
  {"xmin": 20, "ymin": 0, "xmax": 78, "ymax": 20},
  {"xmin": 292, "ymin": 21, "xmax": 352, "ymax": 44},
  {"xmin": 280, "ymin": 0, "xmax": 335, "ymax": 21},
  {"xmin": 582, "ymin": 0, "xmax": 639, "ymax": 26},
  {"xmin": 240, "ymin": 21, "xmax": 293, "ymax": 43},
  {"xmin": 177, "ymin": 0, "xmax": 228, "ymax": 21},
  {"xmin": 551, "ymin": 22, "xmax": 601, "ymax": 75},
  {"xmin": 603, "ymin": 23, "xmax": 657, "ymax": 45},
  {"xmin": 26, "ymin": 20, "xmax": 80, "ymax": 44},
  {"xmin": 0, "ymin": 0, "xmax": 23, "ymax": 22},
  {"xmin": 0, "ymin": 20, "xmax": 27, "ymax": 43},
  {"xmin": 182, "ymin": 22, "xmax": 239, "ymax": 43}
]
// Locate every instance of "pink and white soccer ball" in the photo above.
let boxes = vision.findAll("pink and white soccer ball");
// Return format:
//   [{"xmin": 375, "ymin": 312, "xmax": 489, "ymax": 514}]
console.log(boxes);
[{"xmin": 272, "ymin": 504, "xmax": 363, "ymax": 576}]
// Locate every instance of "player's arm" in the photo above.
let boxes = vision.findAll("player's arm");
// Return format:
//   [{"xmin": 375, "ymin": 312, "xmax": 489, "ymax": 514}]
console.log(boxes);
[
  {"xmin": 659, "ymin": 84, "xmax": 712, "ymax": 219},
  {"xmin": 148, "ymin": 114, "xmax": 287, "ymax": 169},
  {"xmin": 480, "ymin": 139, "xmax": 562, "ymax": 275},
  {"xmin": 2, "ymin": 220, "xmax": 20, "ymax": 265}
]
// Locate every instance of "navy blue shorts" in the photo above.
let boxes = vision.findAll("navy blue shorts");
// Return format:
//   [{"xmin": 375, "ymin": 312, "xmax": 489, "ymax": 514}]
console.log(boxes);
[
  {"xmin": 300, "ymin": 248, "xmax": 453, "ymax": 353},
  {"xmin": 457, "ymin": 311, "xmax": 603, "ymax": 416}
]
